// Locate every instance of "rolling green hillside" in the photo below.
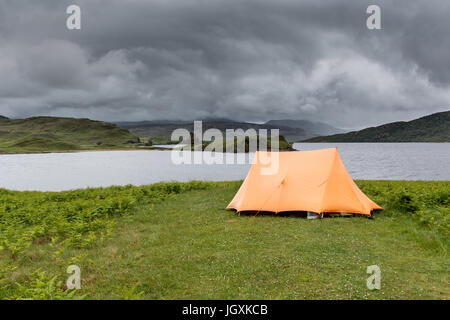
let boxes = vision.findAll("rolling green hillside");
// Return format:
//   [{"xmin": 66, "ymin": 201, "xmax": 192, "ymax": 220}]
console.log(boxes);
[
  {"xmin": 304, "ymin": 111, "xmax": 450, "ymax": 142},
  {"xmin": 0, "ymin": 116, "xmax": 140, "ymax": 153}
]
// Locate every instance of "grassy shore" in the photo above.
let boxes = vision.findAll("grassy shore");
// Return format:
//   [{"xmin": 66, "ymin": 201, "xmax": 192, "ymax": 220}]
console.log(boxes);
[
  {"xmin": 0, "ymin": 180, "xmax": 448, "ymax": 299},
  {"xmin": 0, "ymin": 146, "xmax": 173, "ymax": 155},
  {"xmin": 0, "ymin": 116, "xmax": 143, "ymax": 154}
]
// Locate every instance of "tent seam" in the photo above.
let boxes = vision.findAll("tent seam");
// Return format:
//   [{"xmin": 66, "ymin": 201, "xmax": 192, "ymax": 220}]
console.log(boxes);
[{"xmin": 318, "ymin": 149, "xmax": 338, "ymax": 213}]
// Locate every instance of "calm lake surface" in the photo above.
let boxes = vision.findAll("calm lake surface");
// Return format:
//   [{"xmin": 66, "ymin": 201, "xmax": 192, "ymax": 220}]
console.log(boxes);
[{"xmin": 0, "ymin": 143, "xmax": 448, "ymax": 191}]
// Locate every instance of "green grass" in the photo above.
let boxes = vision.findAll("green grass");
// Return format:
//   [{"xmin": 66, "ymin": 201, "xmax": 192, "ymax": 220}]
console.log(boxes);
[
  {"xmin": 0, "ymin": 180, "xmax": 448, "ymax": 299},
  {"xmin": 147, "ymin": 136, "xmax": 179, "ymax": 145},
  {"xmin": 0, "ymin": 116, "xmax": 142, "ymax": 153}
]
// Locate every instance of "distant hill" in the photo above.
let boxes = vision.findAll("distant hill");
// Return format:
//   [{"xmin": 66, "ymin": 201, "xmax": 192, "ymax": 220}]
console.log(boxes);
[
  {"xmin": 0, "ymin": 116, "xmax": 140, "ymax": 153},
  {"xmin": 304, "ymin": 111, "xmax": 450, "ymax": 142},
  {"xmin": 265, "ymin": 119, "xmax": 343, "ymax": 137},
  {"xmin": 0, "ymin": 115, "xmax": 9, "ymax": 120},
  {"xmin": 117, "ymin": 120, "xmax": 309, "ymax": 143},
  {"xmin": 116, "ymin": 118, "xmax": 342, "ymax": 143},
  {"xmin": 115, "ymin": 120, "xmax": 190, "ymax": 128}
]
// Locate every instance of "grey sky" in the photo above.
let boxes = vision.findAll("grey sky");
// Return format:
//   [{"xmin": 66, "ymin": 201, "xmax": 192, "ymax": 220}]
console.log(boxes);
[{"xmin": 0, "ymin": 0, "xmax": 449, "ymax": 128}]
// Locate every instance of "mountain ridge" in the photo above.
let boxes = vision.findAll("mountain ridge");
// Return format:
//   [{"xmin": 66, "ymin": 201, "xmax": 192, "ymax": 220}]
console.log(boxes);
[
  {"xmin": 265, "ymin": 119, "xmax": 344, "ymax": 137},
  {"xmin": 303, "ymin": 110, "xmax": 450, "ymax": 142},
  {"xmin": 117, "ymin": 120, "xmax": 308, "ymax": 143},
  {"xmin": 116, "ymin": 118, "xmax": 344, "ymax": 143}
]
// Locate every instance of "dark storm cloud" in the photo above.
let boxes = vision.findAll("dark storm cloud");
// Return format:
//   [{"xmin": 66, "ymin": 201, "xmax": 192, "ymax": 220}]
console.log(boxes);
[{"xmin": 0, "ymin": 0, "xmax": 449, "ymax": 128}]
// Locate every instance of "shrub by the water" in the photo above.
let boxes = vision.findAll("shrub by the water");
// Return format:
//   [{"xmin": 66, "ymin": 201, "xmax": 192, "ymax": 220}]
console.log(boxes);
[
  {"xmin": 357, "ymin": 181, "xmax": 449, "ymax": 236},
  {"xmin": 390, "ymin": 190, "xmax": 420, "ymax": 213}
]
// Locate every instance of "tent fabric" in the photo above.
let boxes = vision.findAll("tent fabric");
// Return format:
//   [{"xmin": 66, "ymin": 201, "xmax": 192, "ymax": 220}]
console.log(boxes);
[{"xmin": 227, "ymin": 148, "xmax": 382, "ymax": 216}]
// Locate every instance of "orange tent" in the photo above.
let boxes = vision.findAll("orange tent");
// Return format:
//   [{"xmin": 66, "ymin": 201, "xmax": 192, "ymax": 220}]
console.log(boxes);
[{"xmin": 227, "ymin": 148, "xmax": 382, "ymax": 216}]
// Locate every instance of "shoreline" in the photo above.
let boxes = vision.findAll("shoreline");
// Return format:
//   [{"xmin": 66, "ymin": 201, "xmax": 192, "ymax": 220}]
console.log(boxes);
[
  {"xmin": 0, "ymin": 146, "xmax": 294, "ymax": 155},
  {"xmin": 0, "ymin": 146, "xmax": 172, "ymax": 155},
  {"xmin": 2, "ymin": 141, "xmax": 448, "ymax": 155},
  {"xmin": 1, "ymin": 179, "xmax": 448, "ymax": 193}
]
